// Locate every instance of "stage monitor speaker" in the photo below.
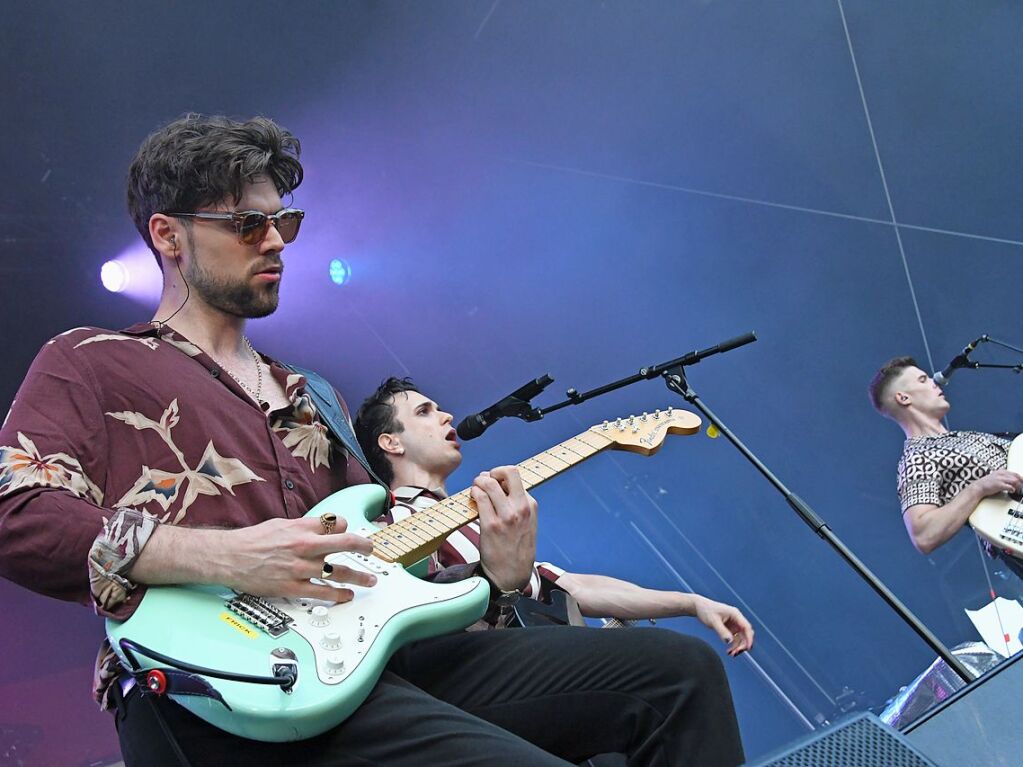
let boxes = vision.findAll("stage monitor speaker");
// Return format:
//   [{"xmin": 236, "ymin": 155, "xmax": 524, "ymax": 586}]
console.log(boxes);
[
  {"xmin": 746, "ymin": 712, "xmax": 938, "ymax": 767},
  {"xmin": 903, "ymin": 649, "xmax": 1022, "ymax": 767}
]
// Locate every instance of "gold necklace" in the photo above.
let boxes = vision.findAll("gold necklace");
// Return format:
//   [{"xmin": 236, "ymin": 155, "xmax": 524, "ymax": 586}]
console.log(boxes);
[{"xmin": 225, "ymin": 337, "xmax": 264, "ymax": 405}]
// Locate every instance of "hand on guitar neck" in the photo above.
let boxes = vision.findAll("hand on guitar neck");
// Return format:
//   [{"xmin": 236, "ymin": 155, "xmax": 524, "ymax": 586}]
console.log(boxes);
[{"xmin": 472, "ymin": 466, "xmax": 539, "ymax": 592}]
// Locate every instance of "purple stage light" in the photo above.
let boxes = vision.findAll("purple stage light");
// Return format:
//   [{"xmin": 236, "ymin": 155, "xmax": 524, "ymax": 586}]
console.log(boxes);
[
  {"xmin": 101, "ymin": 246, "xmax": 163, "ymax": 303},
  {"xmin": 100, "ymin": 261, "xmax": 129, "ymax": 293}
]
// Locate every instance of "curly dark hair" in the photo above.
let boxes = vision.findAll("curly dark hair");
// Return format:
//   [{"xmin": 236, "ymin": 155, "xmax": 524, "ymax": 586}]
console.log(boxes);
[
  {"xmin": 127, "ymin": 114, "xmax": 303, "ymax": 263},
  {"xmin": 868, "ymin": 356, "xmax": 918, "ymax": 415},
  {"xmin": 354, "ymin": 377, "xmax": 422, "ymax": 487}
]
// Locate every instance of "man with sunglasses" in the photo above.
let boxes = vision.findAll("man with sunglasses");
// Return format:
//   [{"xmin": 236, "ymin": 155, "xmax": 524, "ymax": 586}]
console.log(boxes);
[{"xmin": 0, "ymin": 114, "xmax": 745, "ymax": 767}]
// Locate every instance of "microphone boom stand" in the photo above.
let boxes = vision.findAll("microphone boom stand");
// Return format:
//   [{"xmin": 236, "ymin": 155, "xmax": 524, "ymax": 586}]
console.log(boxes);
[
  {"xmin": 968, "ymin": 334, "xmax": 1023, "ymax": 374},
  {"xmin": 525, "ymin": 331, "xmax": 972, "ymax": 683},
  {"xmin": 661, "ymin": 364, "xmax": 973, "ymax": 684}
]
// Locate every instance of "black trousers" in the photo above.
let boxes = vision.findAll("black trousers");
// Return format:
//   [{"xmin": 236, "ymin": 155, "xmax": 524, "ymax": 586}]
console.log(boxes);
[{"xmin": 114, "ymin": 626, "xmax": 744, "ymax": 767}]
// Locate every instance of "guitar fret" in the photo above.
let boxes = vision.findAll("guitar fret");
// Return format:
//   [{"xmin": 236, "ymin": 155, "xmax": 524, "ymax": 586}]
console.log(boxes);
[
  {"xmin": 510, "ymin": 435, "xmax": 609, "ymax": 492},
  {"xmin": 374, "ymin": 538, "xmax": 413, "ymax": 558},
  {"xmin": 423, "ymin": 511, "xmax": 467, "ymax": 537},
  {"xmin": 577, "ymin": 432, "xmax": 613, "ymax": 450},
  {"xmin": 420, "ymin": 520, "xmax": 459, "ymax": 543},
  {"xmin": 444, "ymin": 498, "xmax": 477, "ymax": 520},
  {"xmin": 386, "ymin": 519, "xmax": 427, "ymax": 544},
  {"xmin": 536, "ymin": 451, "xmax": 572, "ymax": 471},
  {"xmin": 516, "ymin": 465, "xmax": 548, "ymax": 488},
  {"xmin": 444, "ymin": 508, "xmax": 477, "ymax": 527},
  {"xmin": 391, "ymin": 521, "xmax": 430, "ymax": 547},
  {"xmin": 548, "ymin": 443, "xmax": 589, "ymax": 462},
  {"xmin": 417, "ymin": 514, "xmax": 456, "ymax": 537},
  {"xmin": 563, "ymin": 436, "xmax": 604, "ymax": 456},
  {"xmin": 369, "ymin": 535, "xmax": 402, "ymax": 558},
  {"xmin": 376, "ymin": 524, "xmax": 417, "ymax": 547},
  {"xmin": 434, "ymin": 501, "xmax": 472, "ymax": 523},
  {"xmin": 524, "ymin": 463, "xmax": 557, "ymax": 481}
]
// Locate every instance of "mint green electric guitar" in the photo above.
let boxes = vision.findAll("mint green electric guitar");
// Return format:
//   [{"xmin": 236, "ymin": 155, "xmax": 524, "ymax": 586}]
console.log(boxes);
[{"xmin": 106, "ymin": 407, "xmax": 700, "ymax": 741}]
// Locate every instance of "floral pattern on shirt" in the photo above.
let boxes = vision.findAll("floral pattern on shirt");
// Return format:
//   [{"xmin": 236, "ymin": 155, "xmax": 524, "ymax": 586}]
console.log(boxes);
[
  {"xmin": 272, "ymin": 385, "xmax": 332, "ymax": 471},
  {"xmin": 108, "ymin": 399, "xmax": 264, "ymax": 523},
  {"xmin": 0, "ymin": 432, "xmax": 103, "ymax": 504},
  {"xmin": 74, "ymin": 334, "xmax": 160, "ymax": 351},
  {"xmin": 160, "ymin": 334, "xmax": 203, "ymax": 357}
]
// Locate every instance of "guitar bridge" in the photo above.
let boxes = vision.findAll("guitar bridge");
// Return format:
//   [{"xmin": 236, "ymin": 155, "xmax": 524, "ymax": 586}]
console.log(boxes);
[{"xmin": 226, "ymin": 594, "xmax": 293, "ymax": 638}]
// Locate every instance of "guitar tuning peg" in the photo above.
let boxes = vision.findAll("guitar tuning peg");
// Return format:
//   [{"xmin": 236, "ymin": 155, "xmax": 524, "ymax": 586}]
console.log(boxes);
[
  {"xmin": 654, "ymin": 409, "xmax": 661, "ymax": 419},
  {"xmin": 641, "ymin": 412, "xmax": 648, "ymax": 421},
  {"xmin": 615, "ymin": 418, "xmax": 623, "ymax": 430},
  {"xmin": 601, "ymin": 420, "xmax": 609, "ymax": 431}
]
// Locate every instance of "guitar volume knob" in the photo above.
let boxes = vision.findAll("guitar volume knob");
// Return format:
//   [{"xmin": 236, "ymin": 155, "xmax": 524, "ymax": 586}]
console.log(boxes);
[
  {"xmin": 320, "ymin": 632, "xmax": 342, "ymax": 650},
  {"xmin": 324, "ymin": 654, "xmax": 346, "ymax": 675},
  {"xmin": 309, "ymin": 605, "xmax": 330, "ymax": 627}
]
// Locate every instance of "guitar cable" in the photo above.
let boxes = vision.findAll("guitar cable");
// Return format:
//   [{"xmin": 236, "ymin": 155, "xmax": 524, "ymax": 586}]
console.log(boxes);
[{"xmin": 119, "ymin": 638, "xmax": 298, "ymax": 693}]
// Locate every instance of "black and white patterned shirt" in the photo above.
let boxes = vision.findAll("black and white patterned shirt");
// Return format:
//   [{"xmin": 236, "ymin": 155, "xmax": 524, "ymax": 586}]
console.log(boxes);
[{"xmin": 897, "ymin": 430, "xmax": 1011, "ymax": 513}]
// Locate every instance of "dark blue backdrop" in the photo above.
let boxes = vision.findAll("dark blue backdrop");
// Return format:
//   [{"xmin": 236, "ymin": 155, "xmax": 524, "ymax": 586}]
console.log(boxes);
[{"xmin": 3, "ymin": 2, "xmax": 1023, "ymax": 763}]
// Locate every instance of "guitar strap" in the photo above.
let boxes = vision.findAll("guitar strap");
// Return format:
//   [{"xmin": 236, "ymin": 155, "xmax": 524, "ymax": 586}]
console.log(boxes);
[{"xmin": 283, "ymin": 363, "xmax": 391, "ymax": 496}]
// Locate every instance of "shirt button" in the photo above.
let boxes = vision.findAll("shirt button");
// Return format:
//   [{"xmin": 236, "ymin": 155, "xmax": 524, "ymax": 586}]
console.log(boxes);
[
  {"xmin": 210, "ymin": 368, "xmax": 220, "ymax": 378},
  {"xmin": 284, "ymin": 479, "xmax": 295, "ymax": 490}
]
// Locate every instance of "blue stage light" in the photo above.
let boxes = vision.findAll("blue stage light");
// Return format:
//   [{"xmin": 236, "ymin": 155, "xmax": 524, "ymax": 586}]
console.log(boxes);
[{"xmin": 329, "ymin": 259, "xmax": 352, "ymax": 286}]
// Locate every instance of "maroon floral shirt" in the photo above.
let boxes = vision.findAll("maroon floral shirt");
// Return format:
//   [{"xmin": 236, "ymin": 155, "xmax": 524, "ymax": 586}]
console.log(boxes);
[{"xmin": 0, "ymin": 323, "xmax": 370, "ymax": 705}]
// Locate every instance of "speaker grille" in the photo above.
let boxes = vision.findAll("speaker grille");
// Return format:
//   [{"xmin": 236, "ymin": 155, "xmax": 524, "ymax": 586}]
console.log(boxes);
[{"xmin": 753, "ymin": 714, "xmax": 936, "ymax": 767}]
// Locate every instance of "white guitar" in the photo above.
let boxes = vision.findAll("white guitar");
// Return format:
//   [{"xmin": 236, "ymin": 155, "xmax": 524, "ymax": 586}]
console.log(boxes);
[{"xmin": 969, "ymin": 434, "xmax": 1023, "ymax": 559}]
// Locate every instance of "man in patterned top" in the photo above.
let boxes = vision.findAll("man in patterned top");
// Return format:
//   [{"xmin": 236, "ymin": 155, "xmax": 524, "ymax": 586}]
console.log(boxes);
[
  {"xmin": 355, "ymin": 376, "xmax": 755, "ymax": 654},
  {"xmin": 0, "ymin": 114, "xmax": 747, "ymax": 766},
  {"xmin": 868, "ymin": 356, "xmax": 1023, "ymax": 577}
]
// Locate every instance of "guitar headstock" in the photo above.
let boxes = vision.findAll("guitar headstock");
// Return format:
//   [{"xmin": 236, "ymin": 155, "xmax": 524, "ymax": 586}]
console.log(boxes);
[{"xmin": 590, "ymin": 407, "xmax": 701, "ymax": 455}]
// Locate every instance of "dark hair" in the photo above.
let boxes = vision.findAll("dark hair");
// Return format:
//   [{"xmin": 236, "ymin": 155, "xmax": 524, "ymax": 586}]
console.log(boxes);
[
  {"xmin": 355, "ymin": 377, "xmax": 421, "ymax": 486},
  {"xmin": 127, "ymin": 114, "xmax": 303, "ymax": 263},
  {"xmin": 868, "ymin": 356, "xmax": 918, "ymax": 415}
]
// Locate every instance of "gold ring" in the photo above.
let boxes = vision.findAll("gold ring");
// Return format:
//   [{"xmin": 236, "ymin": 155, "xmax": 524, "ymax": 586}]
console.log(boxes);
[
  {"xmin": 320, "ymin": 562, "xmax": 334, "ymax": 579},
  {"xmin": 320, "ymin": 512, "xmax": 337, "ymax": 534}
]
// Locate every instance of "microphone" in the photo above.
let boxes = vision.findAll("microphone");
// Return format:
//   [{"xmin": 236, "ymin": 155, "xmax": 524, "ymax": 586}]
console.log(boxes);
[
  {"xmin": 456, "ymin": 375, "xmax": 553, "ymax": 441},
  {"xmin": 933, "ymin": 336, "xmax": 986, "ymax": 386}
]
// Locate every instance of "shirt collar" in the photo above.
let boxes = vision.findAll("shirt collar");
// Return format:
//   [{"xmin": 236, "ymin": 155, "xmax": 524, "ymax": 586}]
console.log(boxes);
[
  {"xmin": 392, "ymin": 485, "xmax": 447, "ymax": 502},
  {"xmin": 122, "ymin": 322, "xmax": 305, "ymax": 414}
]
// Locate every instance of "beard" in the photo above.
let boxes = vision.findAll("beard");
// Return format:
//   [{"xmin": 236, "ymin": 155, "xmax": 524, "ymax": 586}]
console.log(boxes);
[{"xmin": 184, "ymin": 243, "xmax": 281, "ymax": 319}]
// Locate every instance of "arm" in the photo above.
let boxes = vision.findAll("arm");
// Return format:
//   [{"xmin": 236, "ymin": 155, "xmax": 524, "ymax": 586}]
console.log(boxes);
[
  {"xmin": 555, "ymin": 572, "xmax": 754, "ymax": 656},
  {"xmin": 904, "ymin": 470, "xmax": 1023, "ymax": 554},
  {"xmin": 128, "ymin": 515, "xmax": 377, "ymax": 601},
  {"xmin": 0, "ymin": 338, "xmax": 375, "ymax": 619},
  {"xmin": 0, "ymin": 339, "xmax": 116, "ymax": 607}
]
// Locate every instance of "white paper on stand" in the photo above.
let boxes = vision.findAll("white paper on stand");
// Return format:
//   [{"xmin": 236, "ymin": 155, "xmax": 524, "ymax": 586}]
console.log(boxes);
[{"xmin": 965, "ymin": 597, "xmax": 1023, "ymax": 658}]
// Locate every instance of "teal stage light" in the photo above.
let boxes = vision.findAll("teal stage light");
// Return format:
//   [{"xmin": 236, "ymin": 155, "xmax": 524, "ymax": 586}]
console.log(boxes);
[{"xmin": 329, "ymin": 259, "xmax": 352, "ymax": 286}]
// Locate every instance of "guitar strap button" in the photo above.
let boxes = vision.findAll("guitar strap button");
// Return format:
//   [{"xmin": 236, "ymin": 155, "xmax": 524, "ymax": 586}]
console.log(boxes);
[{"xmin": 146, "ymin": 669, "xmax": 168, "ymax": 695}]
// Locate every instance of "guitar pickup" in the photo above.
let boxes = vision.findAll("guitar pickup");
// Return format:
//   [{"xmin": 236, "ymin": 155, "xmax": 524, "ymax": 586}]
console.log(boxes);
[{"xmin": 325, "ymin": 552, "xmax": 391, "ymax": 576}]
